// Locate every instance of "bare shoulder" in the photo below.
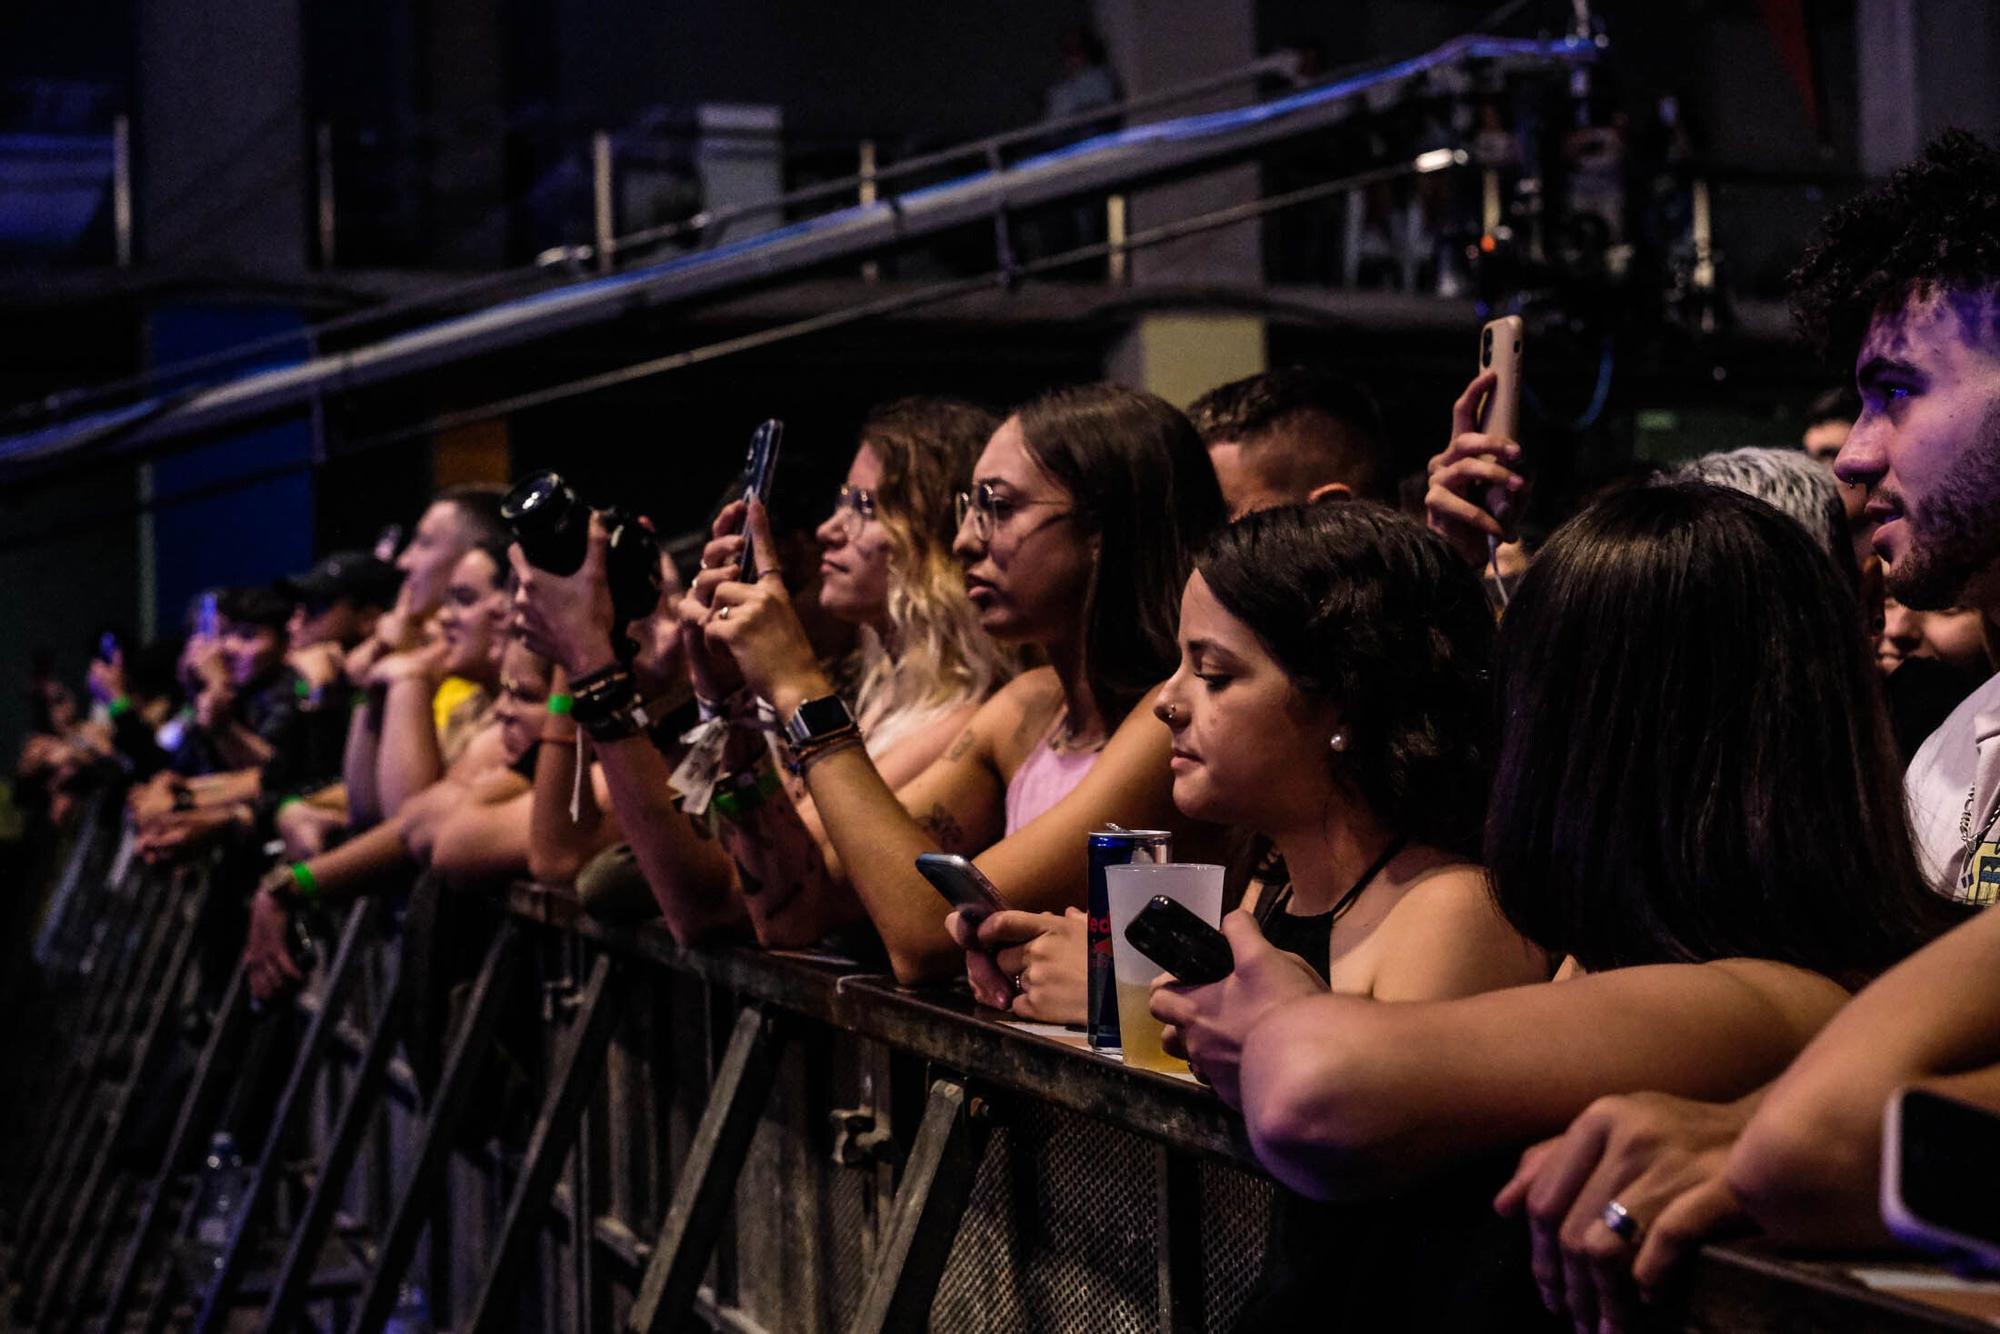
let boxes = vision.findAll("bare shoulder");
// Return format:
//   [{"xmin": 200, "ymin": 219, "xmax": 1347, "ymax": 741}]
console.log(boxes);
[
  {"xmin": 980, "ymin": 667, "xmax": 1065, "ymax": 770},
  {"xmin": 449, "ymin": 720, "xmax": 510, "ymax": 778},
  {"xmin": 1361, "ymin": 854, "xmax": 1553, "ymax": 998}
]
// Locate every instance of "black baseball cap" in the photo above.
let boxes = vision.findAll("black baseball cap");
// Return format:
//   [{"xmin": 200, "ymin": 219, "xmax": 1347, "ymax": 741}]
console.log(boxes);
[{"xmin": 280, "ymin": 550, "xmax": 401, "ymax": 612}]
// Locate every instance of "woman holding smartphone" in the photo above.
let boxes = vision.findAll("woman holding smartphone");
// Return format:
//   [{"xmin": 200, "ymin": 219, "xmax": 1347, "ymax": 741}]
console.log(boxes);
[
  {"xmin": 692, "ymin": 382, "xmax": 1227, "ymax": 982},
  {"xmin": 510, "ymin": 398, "xmax": 1014, "ymax": 945}
]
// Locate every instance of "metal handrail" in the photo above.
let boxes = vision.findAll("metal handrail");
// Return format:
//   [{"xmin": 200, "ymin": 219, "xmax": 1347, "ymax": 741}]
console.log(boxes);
[{"xmin": 0, "ymin": 51, "xmax": 1302, "ymax": 432}]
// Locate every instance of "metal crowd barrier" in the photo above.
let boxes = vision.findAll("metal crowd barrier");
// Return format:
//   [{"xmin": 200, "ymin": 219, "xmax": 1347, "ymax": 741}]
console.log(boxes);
[{"xmin": 3, "ymin": 805, "xmax": 1989, "ymax": 1333}]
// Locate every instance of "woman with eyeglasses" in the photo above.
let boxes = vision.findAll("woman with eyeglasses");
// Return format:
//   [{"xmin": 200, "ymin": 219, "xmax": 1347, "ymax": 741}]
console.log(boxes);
[
  {"xmin": 692, "ymin": 382, "xmax": 1227, "ymax": 982},
  {"xmin": 510, "ymin": 397, "xmax": 1012, "ymax": 946}
]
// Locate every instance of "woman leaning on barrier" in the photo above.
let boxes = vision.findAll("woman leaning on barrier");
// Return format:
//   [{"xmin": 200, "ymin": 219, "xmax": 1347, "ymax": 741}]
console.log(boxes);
[
  {"xmin": 689, "ymin": 383, "xmax": 1229, "ymax": 982},
  {"xmin": 1184, "ymin": 483, "xmax": 1957, "ymax": 1329},
  {"xmin": 509, "ymin": 397, "xmax": 1016, "ymax": 947}
]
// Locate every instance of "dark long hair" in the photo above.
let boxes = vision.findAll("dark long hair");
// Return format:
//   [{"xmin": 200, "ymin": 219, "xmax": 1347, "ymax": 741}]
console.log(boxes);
[
  {"xmin": 1015, "ymin": 383, "xmax": 1226, "ymax": 722},
  {"xmin": 1197, "ymin": 502, "xmax": 1495, "ymax": 857},
  {"xmin": 1486, "ymin": 481, "xmax": 1956, "ymax": 979}
]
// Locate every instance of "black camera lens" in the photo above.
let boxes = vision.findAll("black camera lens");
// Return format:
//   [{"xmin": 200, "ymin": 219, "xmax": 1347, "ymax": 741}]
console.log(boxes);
[{"xmin": 502, "ymin": 471, "xmax": 590, "ymax": 576}]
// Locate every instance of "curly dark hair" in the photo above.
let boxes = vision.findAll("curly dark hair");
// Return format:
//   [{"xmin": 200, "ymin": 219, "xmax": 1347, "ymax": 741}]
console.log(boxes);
[
  {"xmin": 1195, "ymin": 502, "xmax": 1495, "ymax": 857},
  {"xmin": 1486, "ymin": 481, "xmax": 1959, "ymax": 979},
  {"xmin": 1790, "ymin": 129, "xmax": 2000, "ymax": 367}
]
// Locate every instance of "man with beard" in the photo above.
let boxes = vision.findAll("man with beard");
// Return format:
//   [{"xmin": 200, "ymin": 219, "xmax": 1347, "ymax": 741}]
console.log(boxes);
[
  {"xmin": 1423, "ymin": 132, "xmax": 2000, "ymax": 1327},
  {"xmin": 1780, "ymin": 138, "xmax": 2000, "ymax": 901}
]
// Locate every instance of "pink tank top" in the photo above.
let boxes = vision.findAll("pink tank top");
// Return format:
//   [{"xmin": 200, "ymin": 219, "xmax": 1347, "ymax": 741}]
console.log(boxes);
[{"xmin": 1004, "ymin": 740, "xmax": 1100, "ymax": 835}]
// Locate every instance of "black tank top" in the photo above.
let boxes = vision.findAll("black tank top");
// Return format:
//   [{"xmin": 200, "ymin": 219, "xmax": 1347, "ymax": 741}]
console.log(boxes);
[{"xmin": 1235, "ymin": 841, "xmax": 1555, "ymax": 1332}]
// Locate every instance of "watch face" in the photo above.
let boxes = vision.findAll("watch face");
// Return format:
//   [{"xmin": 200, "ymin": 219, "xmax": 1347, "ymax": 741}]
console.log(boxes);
[{"xmin": 790, "ymin": 695, "xmax": 855, "ymax": 742}]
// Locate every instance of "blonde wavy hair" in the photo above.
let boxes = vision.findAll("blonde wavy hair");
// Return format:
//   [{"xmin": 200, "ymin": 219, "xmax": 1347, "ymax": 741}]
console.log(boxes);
[{"xmin": 848, "ymin": 398, "xmax": 1018, "ymax": 745}]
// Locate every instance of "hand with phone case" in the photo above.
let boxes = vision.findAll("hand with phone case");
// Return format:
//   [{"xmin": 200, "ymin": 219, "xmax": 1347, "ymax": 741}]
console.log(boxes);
[
  {"xmin": 1147, "ymin": 909, "xmax": 1326, "ymax": 1105},
  {"xmin": 1424, "ymin": 318, "xmax": 1530, "ymax": 570},
  {"xmin": 1126, "ymin": 895, "xmax": 1235, "ymax": 985},
  {"xmin": 1883, "ymin": 1086, "xmax": 2000, "ymax": 1274}
]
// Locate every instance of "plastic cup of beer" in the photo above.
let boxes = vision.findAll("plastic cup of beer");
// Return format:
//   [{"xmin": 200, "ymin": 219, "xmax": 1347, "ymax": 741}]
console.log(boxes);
[{"xmin": 1105, "ymin": 863, "xmax": 1225, "ymax": 1074}]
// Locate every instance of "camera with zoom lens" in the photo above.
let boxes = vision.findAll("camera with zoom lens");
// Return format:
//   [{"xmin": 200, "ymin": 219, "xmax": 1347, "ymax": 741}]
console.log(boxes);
[{"xmin": 502, "ymin": 471, "xmax": 662, "ymax": 636}]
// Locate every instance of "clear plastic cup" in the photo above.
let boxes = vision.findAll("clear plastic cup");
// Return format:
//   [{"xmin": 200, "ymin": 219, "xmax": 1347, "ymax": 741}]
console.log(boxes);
[{"xmin": 1105, "ymin": 863, "xmax": 1225, "ymax": 1073}]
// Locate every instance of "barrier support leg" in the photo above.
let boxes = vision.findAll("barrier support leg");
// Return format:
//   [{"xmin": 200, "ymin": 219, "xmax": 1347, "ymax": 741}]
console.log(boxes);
[
  {"xmin": 347, "ymin": 917, "xmax": 526, "ymax": 1332},
  {"xmin": 194, "ymin": 899, "xmax": 380, "ymax": 1330},
  {"xmin": 467, "ymin": 950, "xmax": 621, "ymax": 1333},
  {"xmin": 626, "ymin": 1005, "xmax": 788, "ymax": 1334},
  {"xmin": 258, "ymin": 967, "xmax": 406, "ymax": 1332},
  {"xmin": 844, "ymin": 1077, "xmax": 992, "ymax": 1334}
]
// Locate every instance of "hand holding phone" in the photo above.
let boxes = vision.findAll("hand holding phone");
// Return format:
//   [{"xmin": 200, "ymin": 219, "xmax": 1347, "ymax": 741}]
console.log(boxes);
[
  {"xmin": 1124, "ymin": 895, "xmax": 1234, "ymax": 986},
  {"xmin": 916, "ymin": 853, "xmax": 1007, "ymax": 925},
  {"xmin": 737, "ymin": 419, "xmax": 784, "ymax": 579},
  {"xmin": 1476, "ymin": 315, "xmax": 1525, "ymax": 527}
]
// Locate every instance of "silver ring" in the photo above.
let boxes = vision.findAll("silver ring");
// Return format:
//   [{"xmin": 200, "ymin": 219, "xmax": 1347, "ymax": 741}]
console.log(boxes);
[
  {"xmin": 717, "ymin": 605, "xmax": 731, "ymax": 621},
  {"xmin": 1011, "ymin": 971, "xmax": 1025, "ymax": 992},
  {"xmin": 1602, "ymin": 1199, "xmax": 1641, "ymax": 1243}
]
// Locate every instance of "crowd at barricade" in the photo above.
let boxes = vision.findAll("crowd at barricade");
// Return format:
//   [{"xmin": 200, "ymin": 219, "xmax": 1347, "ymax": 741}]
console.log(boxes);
[{"xmin": 21, "ymin": 130, "xmax": 2000, "ymax": 1331}]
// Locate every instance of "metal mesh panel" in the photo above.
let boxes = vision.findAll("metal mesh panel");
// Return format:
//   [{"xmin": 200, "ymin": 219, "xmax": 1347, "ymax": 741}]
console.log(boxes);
[
  {"xmin": 1198, "ymin": 1158, "xmax": 1274, "ymax": 1333},
  {"xmin": 930, "ymin": 1100, "xmax": 1158, "ymax": 1333}
]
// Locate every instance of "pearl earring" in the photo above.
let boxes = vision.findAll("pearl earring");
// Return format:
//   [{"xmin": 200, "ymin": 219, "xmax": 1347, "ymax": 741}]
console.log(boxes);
[{"xmin": 1329, "ymin": 729, "xmax": 1349, "ymax": 753}]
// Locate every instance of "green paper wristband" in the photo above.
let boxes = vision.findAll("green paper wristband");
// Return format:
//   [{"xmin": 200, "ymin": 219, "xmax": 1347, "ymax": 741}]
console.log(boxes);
[
  {"xmin": 288, "ymin": 860, "xmax": 322, "ymax": 905},
  {"xmin": 276, "ymin": 795, "xmax": 305, "ymax": 815},
  {"xmin": 107, "ymin": 695, "xmax": 132, "ymax": 718},
  {"xmin": 547, "ymin": 693, "xmax": 574, "ymax": 716},
  {"xmin": 711, "ymin": 767, "xmax": 782, "ymax": 820}
]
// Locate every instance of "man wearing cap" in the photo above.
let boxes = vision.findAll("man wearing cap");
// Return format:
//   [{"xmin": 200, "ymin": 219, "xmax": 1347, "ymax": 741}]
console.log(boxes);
[{"xmin": 283, "ymin": 550, "xmax": 400, "ymax": 655}]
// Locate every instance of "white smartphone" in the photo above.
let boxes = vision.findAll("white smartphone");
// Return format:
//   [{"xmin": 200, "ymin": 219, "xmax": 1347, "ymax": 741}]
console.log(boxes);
[
  {"xmin": 1882, "ymin": 1085, "xmax": 2000, "ymax": 1273},
  {"xmin": 915, "ymin": 853, "xmax": 1007, "ymax": 923}
]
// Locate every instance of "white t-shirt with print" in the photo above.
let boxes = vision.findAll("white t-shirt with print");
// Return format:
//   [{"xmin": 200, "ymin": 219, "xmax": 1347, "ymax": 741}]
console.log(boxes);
[{"xmin": 1905, "ymin": 669, "xmax": 2000, "ymax": 904}]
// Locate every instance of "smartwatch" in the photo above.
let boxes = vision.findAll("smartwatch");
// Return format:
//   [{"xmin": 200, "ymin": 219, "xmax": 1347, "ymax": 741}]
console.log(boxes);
[{"xmin": 783, "ymin": 694, "xmax": 858, "ymax": 751}]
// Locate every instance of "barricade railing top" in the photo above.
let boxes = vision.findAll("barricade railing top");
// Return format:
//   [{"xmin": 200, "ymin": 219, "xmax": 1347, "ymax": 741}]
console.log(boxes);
[
  {"xmin": 501, "ymin": 881, "xmax": 1252, "ymax": 1166},
  {"xmin": 491, "ymin": 878, "xmax": 1994, "ymax": 1334}
]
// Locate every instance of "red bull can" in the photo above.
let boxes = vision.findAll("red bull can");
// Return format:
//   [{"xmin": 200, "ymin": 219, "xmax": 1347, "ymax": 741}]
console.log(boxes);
[{"xmin": 1087, "ymin": 828, "xmax": 1171, "ymax": 1050}]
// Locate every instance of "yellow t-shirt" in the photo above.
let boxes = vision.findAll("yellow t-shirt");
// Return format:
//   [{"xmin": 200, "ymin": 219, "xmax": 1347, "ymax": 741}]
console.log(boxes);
[{"xmin": 432, "ymin": 675, "xmax": 480, "ymax": 735}]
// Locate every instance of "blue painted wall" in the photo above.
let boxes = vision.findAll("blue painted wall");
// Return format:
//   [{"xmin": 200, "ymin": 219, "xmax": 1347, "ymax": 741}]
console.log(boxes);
[{"xmin": 146, "ymin": 304, "xmax": 315, "ymax": 629}]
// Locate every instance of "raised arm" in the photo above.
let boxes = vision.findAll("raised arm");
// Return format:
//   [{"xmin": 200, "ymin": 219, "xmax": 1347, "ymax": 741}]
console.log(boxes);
[
  {"xmin": 526, "ymin": 665, "xmax": 621, "ymax": 885},
  {"xmin": 1237, "ymin": 958, "xmax": 1850, "ymax": 1202},
  {"xmin": 508, "ymin": 531, "xmax": 749, "ymax": 947},
  {"xmin": 342, "ymin": 688, "xmax": 386, "ymax": 827},
  {"xmin": 1726, "ymin": 903, "xmax": 1999, "ymax": 1246},
  {"xmin": 373, "ymin": 643, "xmax": 449, "ymax": 816},
  {"xmin": 715, "ymin": 702, "xmax": 979, "ymax": 953}
]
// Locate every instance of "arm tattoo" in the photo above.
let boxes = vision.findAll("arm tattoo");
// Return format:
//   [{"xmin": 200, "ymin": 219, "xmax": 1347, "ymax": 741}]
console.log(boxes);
[
  {"xmin": 945, "ymin": 728, "xmax": 976, "ymax": 763},
  {"xmin": 919, "ymin": 802, "xmax": 968, "ymax": 853}
]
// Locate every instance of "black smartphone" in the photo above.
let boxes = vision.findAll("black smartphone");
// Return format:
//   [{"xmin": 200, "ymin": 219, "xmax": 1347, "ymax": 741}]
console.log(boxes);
[
  {"xmin": 1124, "ymin": 895, "xmax": 1233, "ymax": 985},
  {"xmin": 1883, "ymin": 1086, "xmax": 2000, "ymax": 1272},
  {"xmin": 737, "ymin": 419, "xmax": 785, "ymax": 579},
  {"xmin": 915, "ymin": 853, "xmax": 1006, "ymax": 923}
]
